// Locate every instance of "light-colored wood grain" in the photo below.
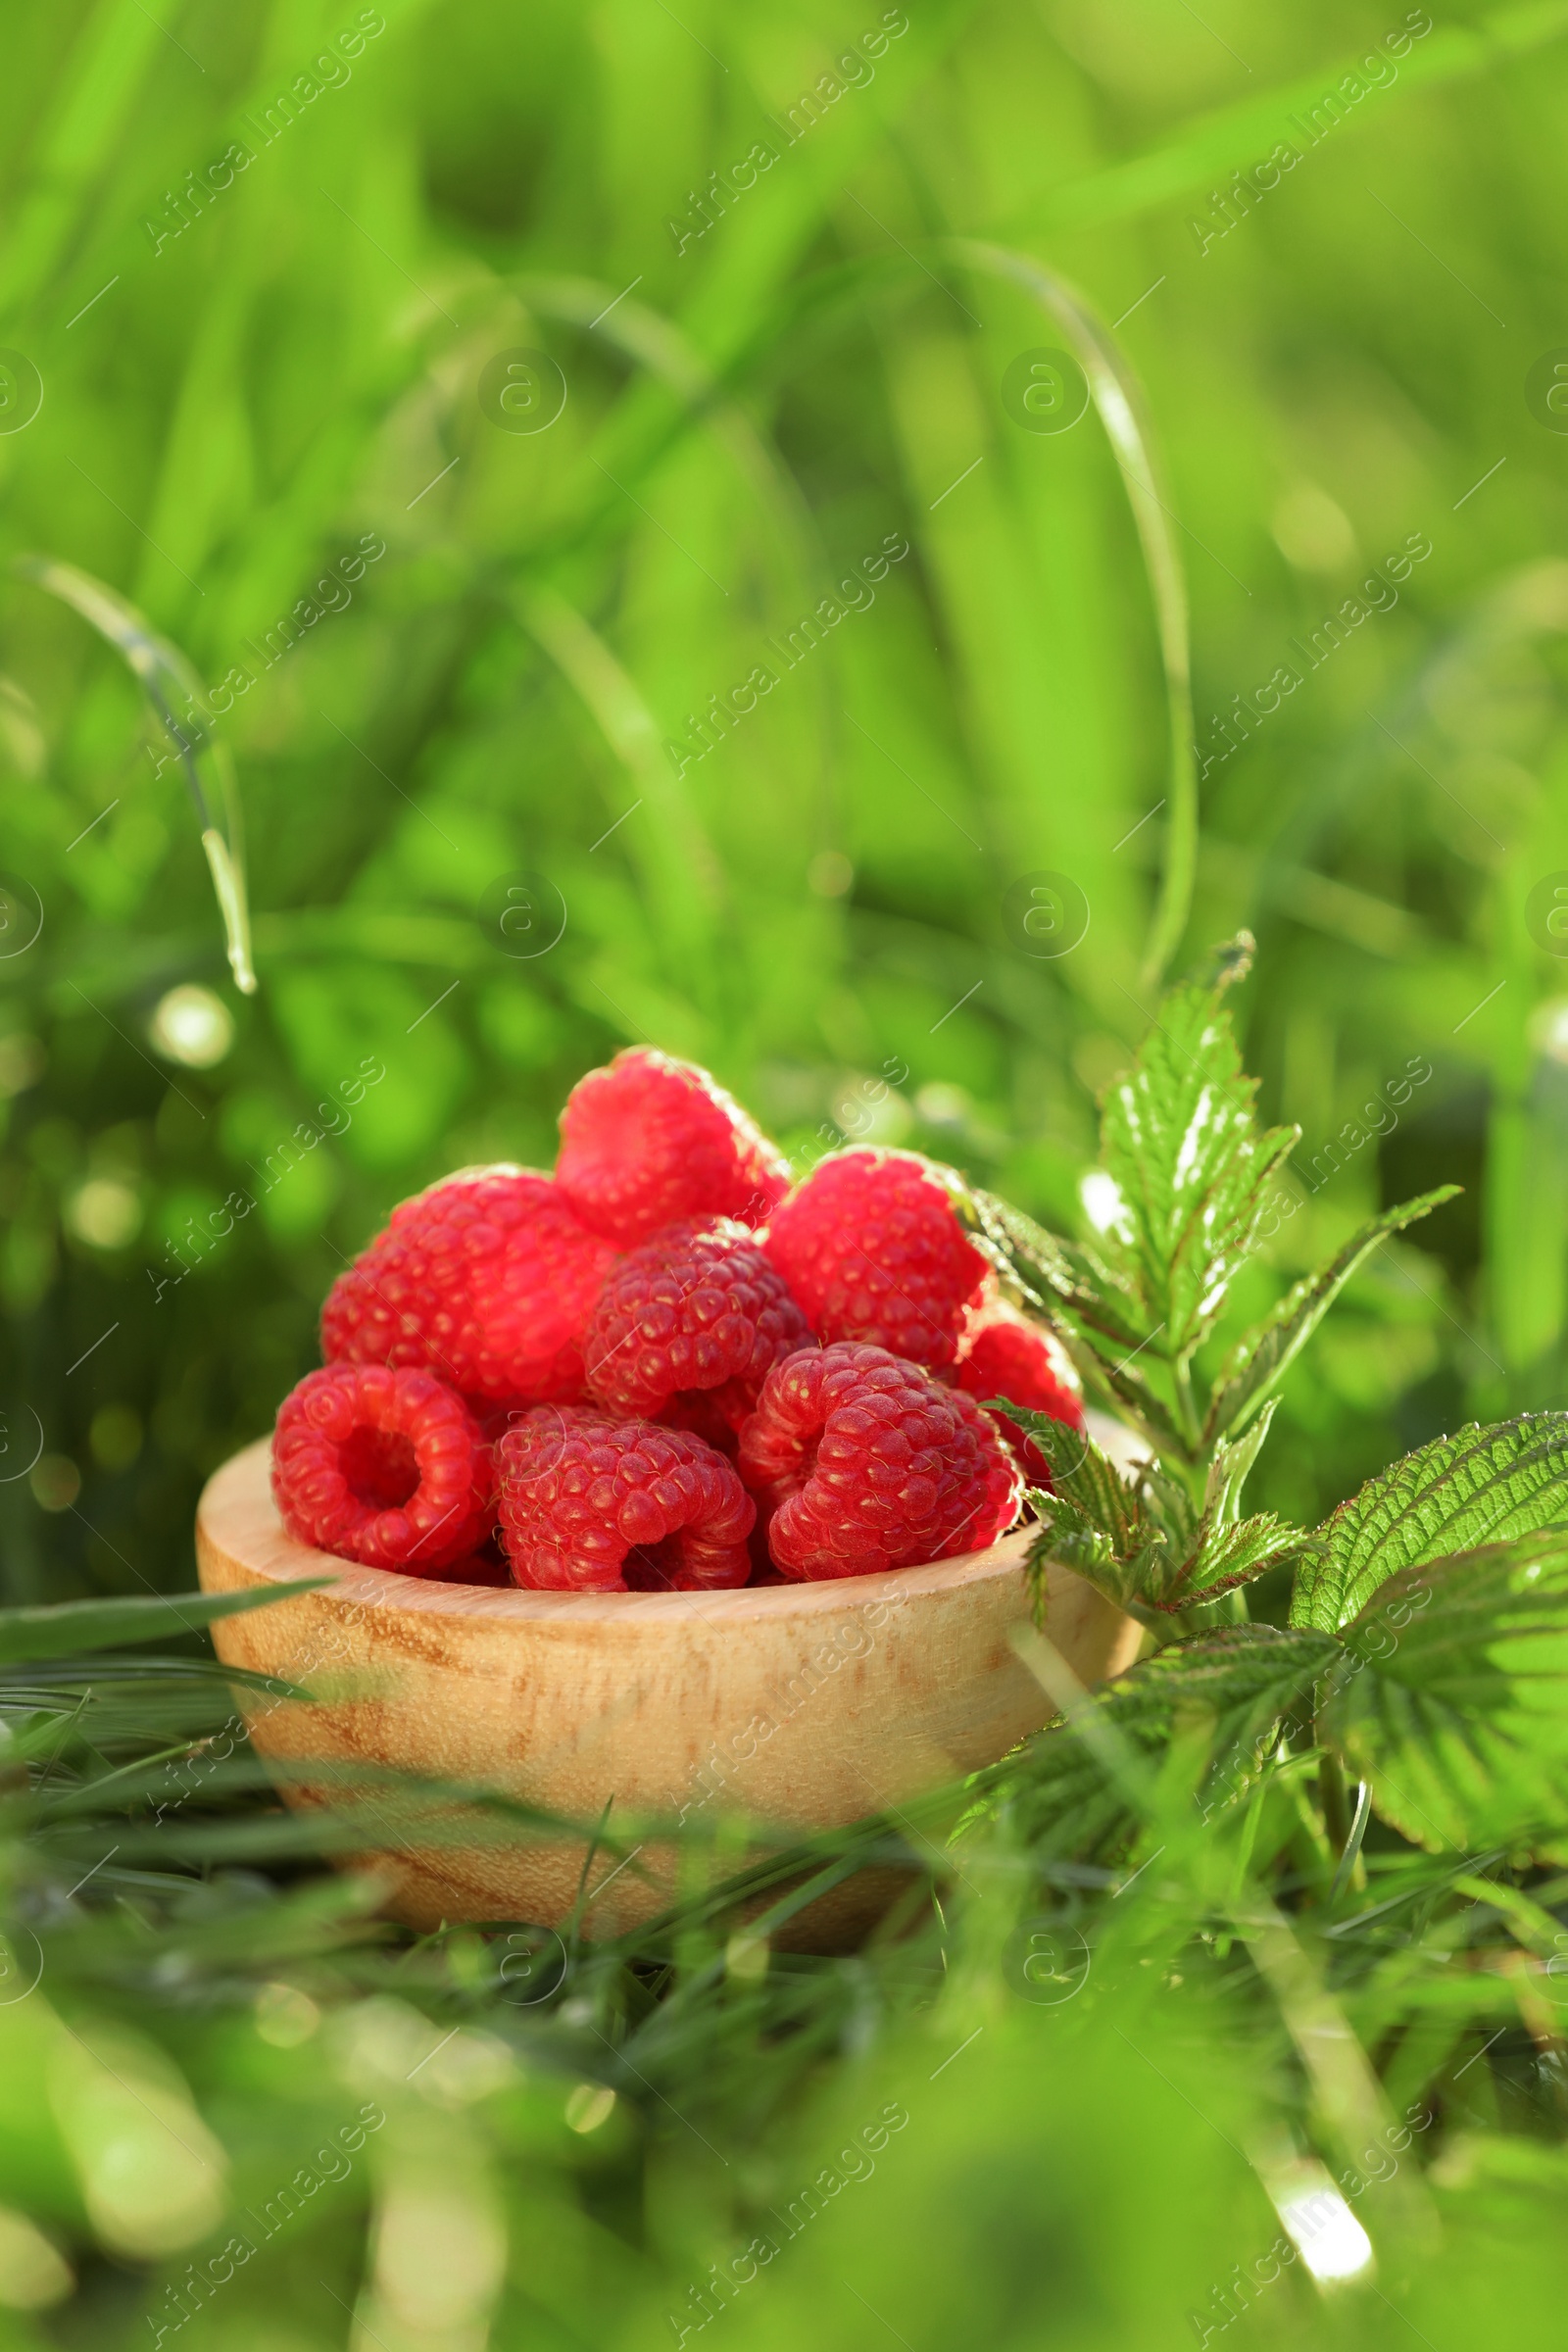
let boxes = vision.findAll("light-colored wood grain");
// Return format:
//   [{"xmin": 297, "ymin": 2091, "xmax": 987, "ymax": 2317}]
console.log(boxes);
[{"xmin": 196, "ymin": 1439, "xmax": 1142, "ymax": 1948}]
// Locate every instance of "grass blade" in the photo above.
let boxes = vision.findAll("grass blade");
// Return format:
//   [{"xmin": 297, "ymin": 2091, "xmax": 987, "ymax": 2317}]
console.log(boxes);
[
  {"xmin": 1208, "ymin": 1187, "xmax": 1461, "ymax": 1446},
  {"xmin": 0, "ymin": 1584, "xmax": 324, "ymax": 1665},
  {"xmin": 1009, "ymin": 0, "xmax": 1568, "ymax": 237},
  {"xmin": 12, "ymin": 555, "xmax": 257, "ymax": 992},
  {"xmin": 945, "ymin": 241, "xmax": 1195, "ymax": 985}
]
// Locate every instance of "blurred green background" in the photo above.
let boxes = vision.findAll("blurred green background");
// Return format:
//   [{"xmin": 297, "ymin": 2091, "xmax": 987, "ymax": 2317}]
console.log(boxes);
[
  {"xmin": 6, "ymin": 0, "xmax": 1568, "ymax": 1602},
  {"xmin": 5, "ymin": 4, "xmax": 1568, "ymax": 2347}
]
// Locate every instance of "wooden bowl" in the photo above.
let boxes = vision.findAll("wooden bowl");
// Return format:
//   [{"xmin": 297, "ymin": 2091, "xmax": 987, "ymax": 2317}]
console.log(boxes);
[{"xmin": 196, "ymin": 1439, "xmax": 1141, "ymax": 1950}]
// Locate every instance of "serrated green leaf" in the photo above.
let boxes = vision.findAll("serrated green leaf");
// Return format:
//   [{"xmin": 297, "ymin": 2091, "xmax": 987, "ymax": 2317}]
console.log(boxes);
[
  {"xmin": 959, "ymin": 1187, "xmax": 1149, "ymax": 1351},
  {"xmin": 1027, "ymin": 1516, "xmax": 1173, "ymax": 1618},
  {"xmin": 1203, "ymin": 1397, "xmax": 1278, "ymax": 1524},
  {"xmin": 1023, "ymin": 1498, "xmax": 1146, "ymax": 1618},
  {"xmin": 1014, "ymin": 1407, "xmax": 1252, "ymax": 1616},
  {"xmin": 1206, "ymin": 1187, "xmax": 1461, "ymax": 1444},
  {"xmin": 1005, "ymin": 1409, "xmax": 1142, "ymax": 1549},
  {"xmin": 1015, "ymin": 1404, "xmax": 1306, "ymax": 1615},
  {"xmin": 1024, "ymin": 1488, "xmax": 1115, "ymax": 1575},
  {"xmin": 1320, "ymin": 1538, "xmax": 1568, "ymax": 1853},
  {"xmin": 1098, "ymin": 977, "xmax": 1299, "ymax": 1360},
  {"xmin": 0, "ymin": 1584, "xmax": 324, "ymax": 1666},
  {"xmin": 1148, "ymin": 1512, "xmax": 1320, "ymax": 1613},
  {"xmin": 960, "ymin": 1191, "xmax": 1192, "ymax": 1456},
  {"xmin": 991, "ymin": 1626, "xmax": 1337, "ymax": 1857},
  {"xmin": 1291, "ymin": 1413, "xmax": 1568, "ymax": 1633}
]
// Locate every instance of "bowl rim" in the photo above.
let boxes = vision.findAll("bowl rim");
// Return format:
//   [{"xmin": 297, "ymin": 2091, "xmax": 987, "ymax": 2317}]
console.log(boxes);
[{"xmin": 199, "ymin": 1437, "xmax": 1038, "ymax": 1632}]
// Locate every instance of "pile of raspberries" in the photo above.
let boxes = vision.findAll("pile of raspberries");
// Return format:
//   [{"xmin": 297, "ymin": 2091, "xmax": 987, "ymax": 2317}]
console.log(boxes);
[{"xmin": 270, "ymin": 1049, "xmax": 1084, "ymax": 1592}]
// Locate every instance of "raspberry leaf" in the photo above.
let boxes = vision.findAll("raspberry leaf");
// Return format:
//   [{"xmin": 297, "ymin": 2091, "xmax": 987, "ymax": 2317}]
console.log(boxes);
[
  {"xmin": 967, "ymin": 958, "xmax": 1470, "ymax": 1626},
  {"xmin": 1318, "ymin": 1537, "xmax": 1568, "ymax": 1853},
  {"xmin": 989, "ymin": 1625, "xmax": 1338, "ymax": 1858},
  {"xmin": 1202, "ymin": 1397, "xmax": 1278, "ymax": 1523},
  {"xmin": 959, "ymin": 1191, "xmax": 1187, "ymax": 1454},
  {"xmin": 1290, "ymin": 1413, "xmax": 1568, "ymax": 1634},
  {"xmin": 1097, "ymin": 971, "xmax": 1298, "ymax": 1364},
  {"xmin": 1011, "ymin": 1409, "xmax": 1175, "ymax": 1617},
  {"xmin": 1032, "ymin": 1495, "xmax": 1315, "ymax": 1620},
  {"xmin": 1011, "ymin": 1405, "xmax": 1310, "ymax": 1616},
  {"xmin": 1005, "ymin": 1409, "xmax": 1150, "ymax": 1552},
  {"xmin": 1205, "ymin": 1186, "xmax": 1461, "ymax": 1446},
  {"xmin": 1023, "ymin": 1487, "xmax": 1118, "ymax": 1579},
  {"xmin": 1090, "ymin": 1397, "xmax": 1322, "ymax": 1611},
  {"xmin": 959, "ymin": 1188, "xmax": 1150, "ymax": 1354},
  {"xmin": 1144, "ymin": 1512, "xmax": 1322, "ymax": 1613}
]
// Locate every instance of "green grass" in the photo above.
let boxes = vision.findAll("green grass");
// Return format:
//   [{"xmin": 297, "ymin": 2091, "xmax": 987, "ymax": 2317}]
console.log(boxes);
[{"xmin": 4, "ymin": 0, "xmax": 1568, "ymax": 2343}]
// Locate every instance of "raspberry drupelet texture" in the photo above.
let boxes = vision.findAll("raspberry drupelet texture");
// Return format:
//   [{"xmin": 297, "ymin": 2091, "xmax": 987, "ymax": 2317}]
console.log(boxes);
[
  {"xmin": 556, "ymin": 1048, "xmax": 791, "ymax": 1248},
  {"xmin": 761, "ymin": 1148, "xmax": 989, "ymax": 1372},
  {"xmin": 271, "ymin": 1364, "xmax": 495, "ymax": 1574},
  {"xmin": 737, "ymin": 1342, "xmax": 1022, "ymax": 1582},
  {"xmin": 584, "ymin": 1217, "xmax": 814, "ymax": 1432},
  {"xmin": 320, "ymin": 1166, "xmax": 617, "ymax": 1410},
  {"xmin": 497, "ymin": 1408, "xmax": 756, "ymax": 1592},
  {"xmin": 954, "ymin": 1299, "xmax": 1085, "ymax": 1484}
]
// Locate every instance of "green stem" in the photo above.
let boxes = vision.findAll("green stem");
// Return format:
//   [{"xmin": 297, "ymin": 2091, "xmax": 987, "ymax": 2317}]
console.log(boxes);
[
  {"xmin": 1172, "ymin": 1357, "xmax": 1204, "ymax": 1455},
  {"xmin": 1168, "ymin": 1585, "xmax": 1250, "ymax": 1641}
]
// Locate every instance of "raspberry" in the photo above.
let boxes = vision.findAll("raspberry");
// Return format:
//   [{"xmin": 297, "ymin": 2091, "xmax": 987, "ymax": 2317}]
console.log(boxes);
[
  {"xmin": 497, "ymin": 1408, "xmax": 755, "ymax": 1592},
  {"xmin": 320, "ymin": 1167, "xmax": 617, "ymax": 1410},
  {"xmin": 556, "ymin": 1048, "xmax": 790, "ymax": 1247},
  {"xmin": 659, "ymin": 1390, "xmax": 744, "ymax": 1458},
  {"xmin": 761, "ymin": 1149, "xmax": 988, "ymax": 1371},
  {"xmin": 443, "ymin": 1542, "xmax": 513, "ymax": 1588},
  {"xmin": 737, "ymin": 1342, "xmax": 1022, "ymax": 1582},
  {"xmin": 584, "ymin": 1218, "xmax": 813, "ymax": 1432},
  {"xmin": 954, "ymin": 1300, "xmax": 1085, "ymax": 1484},
  {"xmin": 271, "ymin": 1365, "xmax": 494, "ymax": 1574}
]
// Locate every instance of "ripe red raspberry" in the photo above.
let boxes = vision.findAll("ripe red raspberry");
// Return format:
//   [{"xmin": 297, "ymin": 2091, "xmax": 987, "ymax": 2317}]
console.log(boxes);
[
  {"xmin": 272, "ymin": 1365, "xmax": 494, "ymax": 1574},
  {"xmin": 761, "ymin": 1149, "xmax": 988, "ymax": 1372},
  {"xmin": 556, "ymin": 1048, "xmax": 790, "ymax": 1247},
  {"xmin": 955, "ymin": 1300, "xmax": 1084, "ymax": 1484},
  {"xmin": 320, "ymin": 1167, "xmax": 617, "ymax": 1410},
  {"xmin": 443, "ymin": 1543, "xmax": 513, "ymax": 1588},
  {"xmin": 737, "ymin": 1342, "xmax": 1021, "ymax": 1582},
  {"xmin": 584, "ymin": 1218, "xmax": 813, "ymax": 1432},
  {"xmin": 497, "ymin": 1408, "xmax": 755, "ymax": 1592}
]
